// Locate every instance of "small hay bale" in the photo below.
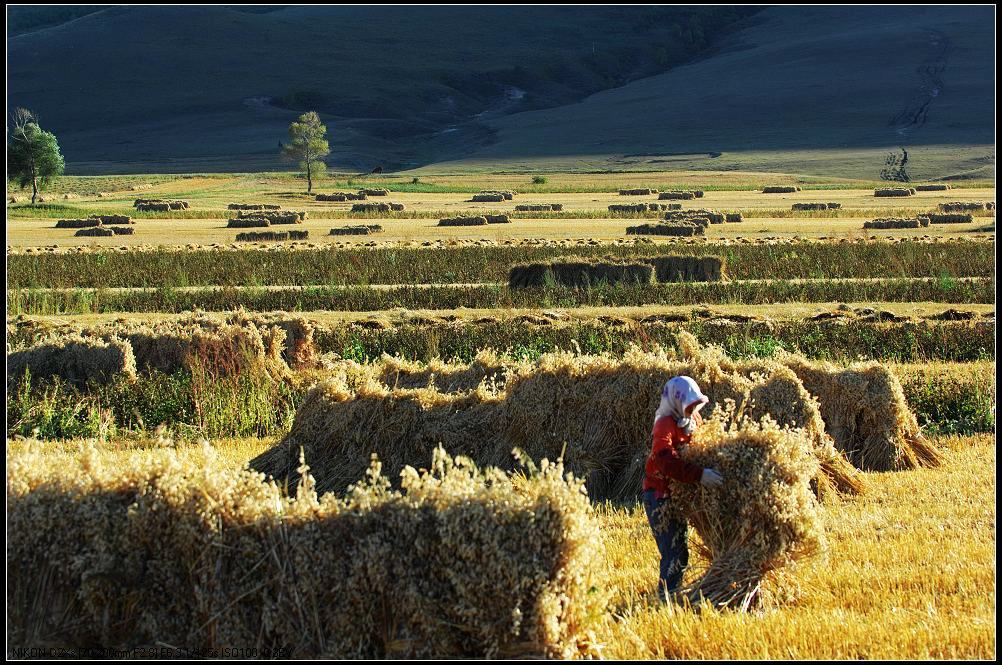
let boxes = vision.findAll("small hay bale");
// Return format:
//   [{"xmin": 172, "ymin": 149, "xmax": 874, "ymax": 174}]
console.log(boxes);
[
  {"xmin": 389, "ymin": 203, "xmax": 405, "ymax": 211},
  {"xmin": 658, "ymin": 191, "xmax": 696, "ymax": 200},
  {"xmin": 619, "ymin": 188, "xmax": 657, "ymax": 196},
  {"xmin": 874, "ymin": 188, "xmax": 914, "ymax": 197},
  {"xmin": 862, "ymin": 217, "xmax": 922, "ymax": 229},
  {"xmin": 664, "ymin": 419, "xmax": 824, "ymax": 610},
  {"xmin": 914, "ymin": 184, "xmax": 951, "ymax": 191},
  {"xmin": 626, "ymin": 222, "xmax": 704, "ymax": 237},
  {"xmin": 90, "ymin": 215, "xmax": 133, "ymax": 225},
  {"xmin": 608, "ymin": 204, "xmax": 650, "ymax": 214},
  {"xmin": 351, "ymin": 203, "xmax": 391, "ymax": 213},
  {"xmin": 227, "ymin": 203, "xmax": 282, "ymax": 210},
  {"xmin": 236, "ymin": 210, "xmax": 304, "ymax": 224},
  {"xmin": 111, "ymin": 226, "xmax": 135, "ymax": 235},
  {"xmin": 643, "ymin": 255, "xmax": 724, "ymax": 282},
  {"xmin": 485, "ymin": 214, "xmax": 511, "ymax": 224},
  {"xmin": 926, "ymin": 212, "xmax": 975, "ymax": 224},
  {"xmin": 316, "ymin": 192, "xmax": 367, "ymax": 202},
  {"xmin": 791, "ymin": 203, "xmax": 840, "ymax": 211},
  {"xmin": 236, "ymin": 231, "xmax": 290, "ymax": 242},
  {"xmin": 7, "ymin": 334, "xmax": 137, "ymax": 387},
  {"xmin": 725, "ymin": 213, "xmax": 743, "ymax": 223},
  {"xmin": 329, "ymin": 225, "xmax": 384, "ymax": 236},
  {"xmin": 472, "ymin": 193, "xmax": 505, "ymax": 203},
  {"xmin": 133, "ymin": 199, "xmax": 189, "ymax": 211},
  {"xmin": 74, "ymin": 227, "xmax": 115, "ymax": 237},
  {"xmin": 479, "ymin": 190, "xmax": 515, "ymax": 200},
  {"xmin": 227, "ymin": 217, "xmax": 270, "ymax": 228},
  {"xmin": 938, "ymin": 201, "xmax": 988, "ymax": 212},
  {"xmin": 361, "ymin": 188, "xmax": 390, "ymax": 196},
  {"xmin": 762, "ymin": 186, "xmax": 800, "ymax": 193},
  {"xmin": 55, "ymin": 218, "xmax": 102, "ymax": 229},
  {"xmin": 289, "ymin": 230, "xmax": 309, "ymax": 240},
  {"xmin": 438, "ymin": 216, "xmax": 488, "ymax": 226},
  {"xmin": 514, "ymin": 203, "xmax": 563, "ymax": 212}
]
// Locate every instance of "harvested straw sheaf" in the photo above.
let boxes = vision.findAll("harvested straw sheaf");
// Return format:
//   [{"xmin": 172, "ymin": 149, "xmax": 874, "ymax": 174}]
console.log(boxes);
[
  {"xmin": 226, "ymin": 217, "xmax": 270, "ymax": 228},
  {"xmin": 54, "ymin": 218, "xmax": 102, "ymax": 228},
  {"xmin": 626, "ymin": 222, "xmax": 704, "ymax": 237},
  {"xmin": 7, "ymin": 334, "xmax": 136, "ymax": 388},
  {"xmin": 438, "ymin": 216, "xmax": 488, "ymax": 226},
  {"xmin": 360, "ymin": 188, "xmax": 390, "ymax": 196},
  {"xmin": 939, "ymin": 201, "xmax": 989, "ymax": 212},
  {"xmin": 514, "ymin": 204, "xmax": 563, "ymax": 212},
  {"xmin": 620, "ymin": 188, "xmax": 658, "ymax": 196},
  {"xmin": 862, "ymin": 217, "xmax": 923, "ymax": 229},
  {"xmin": 236, "ymin": 210, "xmax": 305, "ymax": 224},
  {"xmin": 472, "ymin": 193, "xmax": 505, "ymax": 202},
  {"xmin": 508, "ymin": 258, "xmax": 655, "ymax": 289},
  {"xmin": 7, "ymin": 447, "xmax": 606, "ymax": 659},
  {"xmin": 779, "ymin": 355, "xmax": 940, "ymax": 471},
  {"xmin": 926, "ymin": 212, "xmax": 975, "ymax": 224},
  {"xmin": 725, "ymin": 213, "xmax": 743, "ymax": 223},
  {"xmin": 91, "ymin": 214, "xmax": 133, "ymax": 225},
  {"xmin": 316, "ymin": 192, "xmax": 367, "ymax": 202},
  {"xmin": 914, "ymin": 184, "xmax": 951, "ymax": 191},
  {"xmin": 664, "ymin": 209, "xmax": 722, "ymax": 224},
  {"xmin": 111, "ymin": 226, "xmax": 135, "ymax": 235},
  {"xmin": 664, "ymin": 419, "xmax": 824, "ymax": 610},
  {"xmin": 133, "ymin": 199, "xmax": 189, "ymax": 211},
  {"xmin": 791, "ymin": 203, "xmax": 841, "ymax": 211},
  {"xmin": 235, "ymin": 230, "xmax": 308, "ymax": 242},
  {"xmin": 874, "ymin": 188, "xmax": 915, "ymax": 197},
  {"xmin": 485, "ymin": 214, "xmax": 511, "ymax": 224},
  {"xmin": 643, "ymin": 255, "xmax": 725, "ymax": 282},
  {"xmin": 74, "ymin": 227, "xmax": 115, "ymax": 237},
  {"xmin": 609, "ymin": 203, "xmax": 681, "ymax": 213},
  {"xmin": 478, "ymin": 189, "xmax": 516, "ymax": 200},
  {"xmin": 226, "ymin": 203, "xmax": 281, "ymax": 210},
  {"xmin": 351, "ymin": 202, "xmax": 394, "ymax": 213},
  {"xmin": 762, "ymin": 186, "xmax": 801, "ymax": 193},
  {"xmin": 658, "ymin": 191, "xmax": 696, "ymax": 200},
  {"xmin": 329, "ymin": 225, "xmax": 383, "ymax": 236}
]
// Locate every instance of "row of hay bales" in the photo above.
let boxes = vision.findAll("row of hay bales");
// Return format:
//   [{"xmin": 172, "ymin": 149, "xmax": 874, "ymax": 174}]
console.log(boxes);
[
  {"xmin": 791, "ymin": 202, "xmax": 842, "ymax": 211},
  {"xmin": 350, "ymin": 202, "xmax": 405, "ymax": 213},
  {"xmin": 7, "ymin": 445, "xmax": 603, "ymax": 659},
  {"xmin": 874, "ymin": 187, "xmax": 916, "ymax": 197},
  {"xmin": 514, "ymin": 203, "xmax": 563, "ymax": 212},
  {"xmin": 471, "ymin": 190, "xmax": 516, "ymax": 202},
  {"xmin": 659, "ymin": 190, "xmax": 705, "ymax": 200},
  {"xmin": 763, "ymin": 186, "xmax": 801, "ymax": 193},
  {"xmin": 227, "ymin": 210, "xmax": 307, "ymax": 228},
  {"xmin": 227, "ymin": 203, "xmax": 281, "ymax": 210},
  {"xmin": 619, "ymin": 187, "xmax": 657, "ymax": 195},
  {"xmin": 236, "ymin": 230, "xmax": 309, "ymax": 242},
  {"xmin": 6, "ymin": 313, "xmax": 321, "ymax": 386},
  {"xmin": 915, "ymin": 184, "xmax": 952, "ymax": 191},
  {"xmin": 939, "ymin": 201, "xmax": 994, "ymax": 212},
  {"xmin": 55, "ymin": 214, "xmax": 133, "ymax": 228},
  {"xmin": 437, "ymin": 214, "xmax": 511, "ymax": 226},
  {"xmin": 664, "ymin": 208, "xmax": 742, "ymax": 224},
  {"xmin": 329, "ymin": 225, "xmax": 383, "ymax": 236},
  {"xmin": 74, "ymin": 226, "xmax": 134, "ymax": 237},
  {"xmin": 924, "ymin": 212, "xmax": 975, "ymax": 224},
  {"xmin": 361, "ymin": 188, "xmax": 390, "ymax": 196},
  {"xmin": 608, "ymin": 203, "xmax": 683, "ymax": 213},
  {"xmin": 316, "ymin": 192, "xmax": 368, "ymax": 201},
  {"xmin": 626, "ymin": 221, "xmax": 705, "ymax": 237},
  {"xmin": 508, "ymin": 254, "xmax": 724, "ymax": 288},
  {"xmin": 133, "ymin": 198, "xmax": 189, "ymax": 211},
  {"xmin": 863, "ymin": 217, "xmax": 930, "ymax": 229},
  {"xmin": 250, "ymin": 332, "xmax": 934, "ymax": 507}
]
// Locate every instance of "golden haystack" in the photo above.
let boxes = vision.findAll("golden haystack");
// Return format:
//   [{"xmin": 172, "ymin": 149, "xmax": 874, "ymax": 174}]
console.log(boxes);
[
  {"xmin": 7, "ymin": 446, "xmax": 606, "ymax": 658},
  {"xmin": 6, "ymin": 334, "xmax": 137, "ymax": 388},
  {"xmin": 663, "ymin": 418, "xmax": 825, "ymax": 610}
]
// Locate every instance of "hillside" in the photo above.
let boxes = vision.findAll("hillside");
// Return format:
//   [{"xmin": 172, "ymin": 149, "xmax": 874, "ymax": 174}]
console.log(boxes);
[{"xmin": 6, "ymin": 5, "xmax": 994, "ymax": 179}]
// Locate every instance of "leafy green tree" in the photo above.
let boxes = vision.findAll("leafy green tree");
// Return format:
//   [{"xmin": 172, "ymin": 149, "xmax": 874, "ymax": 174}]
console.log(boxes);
[
  {"xmin": 281, "ymin": 111, "xmax": 329, "ymax": 193},
  {"xmin": 8, "ymin": 108, "xmax": 65, "ymax": 204}
]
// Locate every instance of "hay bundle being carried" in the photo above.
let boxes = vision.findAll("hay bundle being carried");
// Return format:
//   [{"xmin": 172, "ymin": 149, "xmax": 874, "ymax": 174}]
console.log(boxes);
[
  {"xmin": 351, "ymin": 202, "xmax": 391, "ymax": 213},
  {"xmin": 329, "ymin": 225, "xmax": 383, "ymax": 235},
  {"xmin": 620, "ymin": 188, "xmax": 657, "ymax": 196},
  {"xmin": 862, "ymin": 217, "xmax": 923, "ymax": 229},
  {"xmin": 780, "ymin": 356, "xmax": 941, "ymax": 471},
  {"xmin": 914, "ymin": 184, "xmax": 951, "ymax": 191},
  {"xmin": 226, "ymin": 217, "xmax": 270, "ymax": 228},
  {"xmin": 762, "ymin": 186, "xmax": 800, "ymax": 193},
  {"xmin": 438, "ymin": 216, "xmax": 488, "ymax": 227},
  {"xmin": 227, "ymin": 203, "xmax": 281, "ymax": 210},
  {"xmin": 472, "ymin": 193, "xmax": 505, "ymax": 203},
  {"xmin": 74, "ymin": 227, "xmax": 115, "ymax": 237},
  {"xmin": 791, "ymin": 203, "xmax": 840, "ymax": 211},
  {"xmin": 643, "ymin": 255, "xmax": 724, "ymax": 282},
  {"xmin": 54, "ymin": 218, "xmax": 102, "ymax": 228},
  {"xmin": 925, "ymin": 212, "xmax": 975, "ymax": 224},
  {"xmin": 664, "ymin": 419, "xmax": 825, "ymax": 610},
  {"xmin": 658, "ymin": 191, "xmax": 696, "ymax": 200},
  {"xmin": 874, "ymin": 188, "xmax": 915, "ymax": 197},
  {"xmin": 361, "ymin": 188, "xmax": 390, "ymax": 196},
  {"xmin": 7, "ymin": 334, "xmax": 137, "ymax": 388},
  {"xmin": 626, "ymin": 222, "xmax": 705, "ymax": 237},
  {"xmin": 7, "ymin": 447, "xmax": 606, "ymax": 659},
  {"xmin": 111, "ymin": 226, "xmax": 135, "ymax": 235},
  {"xmin": 514, "ymin": 203, "xmax": 563, "ymax": 212},
  {"xmin": 939, "ymin": 201, "xmax": 989, "ymax": 212},
  {"xmin": 508, "ymin": 258, "xmax": 656, "ymax": 289},
  {"xmin": 485, "ymin": 214, "xmax": 511, "ymax": 224},
  {"xmin": 316, "ymin": 192, "xmax": 367, "ymax": 202}
]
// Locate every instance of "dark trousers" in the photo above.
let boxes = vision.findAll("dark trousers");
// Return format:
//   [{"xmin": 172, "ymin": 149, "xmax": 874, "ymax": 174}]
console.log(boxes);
[{"xmin": 641, "ymin": 489, "xmax": 689, "ymax": 599}]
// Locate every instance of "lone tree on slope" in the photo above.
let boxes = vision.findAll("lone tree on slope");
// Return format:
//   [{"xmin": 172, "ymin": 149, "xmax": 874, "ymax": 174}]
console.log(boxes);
[
  {"xmin": 281, "ymin": 111, "xmax": 329, "ymax": 194},
  {"xmin": 7, "ymin": 108, "xmax": 65, "ymax": 204}
]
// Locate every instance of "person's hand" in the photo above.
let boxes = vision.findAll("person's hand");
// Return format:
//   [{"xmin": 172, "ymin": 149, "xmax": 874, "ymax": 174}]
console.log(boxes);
[
  {"xmin": 700, "ymin": 468, "xmax": 724, "ymax": 488},
  {"xmin": 691, "ymin": 410, "xmax": 704, "ymax": 427}
]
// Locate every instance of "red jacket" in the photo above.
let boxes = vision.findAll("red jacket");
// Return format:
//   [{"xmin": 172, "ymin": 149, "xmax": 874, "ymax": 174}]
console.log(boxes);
[{"xmin": 642, "ymin": 415, "xmax": 703, "ymax": 498}]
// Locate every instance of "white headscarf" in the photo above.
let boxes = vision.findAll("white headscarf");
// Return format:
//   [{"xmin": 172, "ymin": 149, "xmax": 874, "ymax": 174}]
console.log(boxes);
[{"xmin": 654, "ymin": 375, "xmax": 708, "ymax": 434}]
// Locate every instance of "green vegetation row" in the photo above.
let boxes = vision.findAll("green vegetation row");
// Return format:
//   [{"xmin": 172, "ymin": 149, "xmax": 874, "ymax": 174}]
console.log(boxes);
[
  {"xmin": 8, "ymin": 240, "xmax": 993, "ymax": 289},
  {"xmin": 7, "ymin": 357, "xmax": 993, "ymax": 443},
  {"xmin": 8, "ymin": 278, "xmax": 993, "ymax": 316}
]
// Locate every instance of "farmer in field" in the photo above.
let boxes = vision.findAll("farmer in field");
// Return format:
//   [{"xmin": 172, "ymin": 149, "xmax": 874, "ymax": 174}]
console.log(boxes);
[{"xmin": 642, "ymin": 375, "xmax": 724, "ymax": 602}]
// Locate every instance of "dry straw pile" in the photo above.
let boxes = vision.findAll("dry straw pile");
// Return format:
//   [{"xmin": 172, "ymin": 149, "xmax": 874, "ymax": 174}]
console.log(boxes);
[
  {"xmin": 926, "ymin": 212, "xmax": 975, "ymax": 224},
  {"xmin": 862, "ymin": 218, "xmax": 926, "ymax": 229},
  {"xmin": 236, "ymin": 230, "xmax": 309, "ymax": 242},
  {"xmin": 914, "ymin": 184, "xmax": 951, "ymax": 191},
  {"xmin": 609, "ymin": 203, "xmax": 681, "ymax": 213},
  {"xmin": 791, "ymin": 203, "xmax": 841, "ymax": 211},
  {"xmin": 939, "ymin": 201, "xmax": 991, "ymax": 212},
  {"xmin": 54, "ymin": 218, "xmax": 102, "ymax": 228},
  {"xmin": 644, "ymin": 255, "xmax": 725, "ymax": 282},
  {"xmin": 361, "ymin": 188, "xmax": 390, "ymax": 196},
  {"xmin": 111, "ymin": 227, "xmax": 135, "ymax": 235},
  {"xmin": 514, "ymin": 203, "xmax": 563, "ymax": 211},
  {"xmin": 7, "ymin": 334, "xmax": 136, "ymax": 388},
  {"xmin": 74, "ymin": 227, "xmax": 115, "ymax": 237},
  {"xmin": 90, "ymin": 214, "xmax": 133, "ymax": 225},
  {"xmin": 329, "ymin": 225, "xmax": 383, "ymax": 235},
  {"xmin": 7, "ymin": 446, "xmax": 606, "ymax": 658},
  {"xmin": 471, "ymin": 193, "xmax": 505, "ymax": 202},
  {"xmin": 663, "ymin": 418, "xmax": 824, "ymax": 609},
  {"xmin": 227, "ymin": 203, "xmax": 281, "ymax": 210},
  {"xmin": 626, "ymin": 222, "xmax": 704, "ymax": 237},
  {"xmin": 236, "ymin": 210, "xmax": 306, "ymax": 224},
  {"xmin": 316, "ymin": 192, "xmax": 366, "ymax": 201},
  {"xmin": 133, "ymin": 199, "xmax": 189, "ymax": 211},
  {"xmin": 658, "ymin": 191, "xmax": 696, "ymax": 200},
  {"xmin": 226, "ymin": 216, "xmax": 270, "ymax": 228},
  {"xmin": 478, "ymin": 190, "xmax": 516, "ymax": 200},
  {"xmin": 438, "ymin": 216, "xmax": 488, "ymax": 227},
  {"xmin": 762, "ymin": 186, "xmax": 801, "ymax": 193},
  {"xmin": 508, "ymin": 258, "xmax": 656, "ymax": 288},
  {"xmin": 620, "ymin": 188, "xmax": 658, "ymax": 196},
  {"xmin": 874, "ymin": 188, "xmax": 916, "ymax": 197}
]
